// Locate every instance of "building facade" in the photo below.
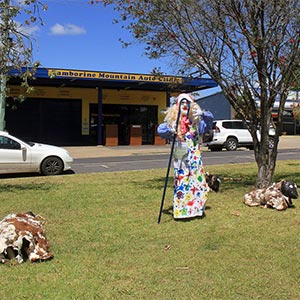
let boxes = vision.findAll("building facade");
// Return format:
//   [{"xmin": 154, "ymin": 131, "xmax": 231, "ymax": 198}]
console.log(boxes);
[{"xmin": 7, "ymin": 68, "xmax": 218, "ymax": 146}]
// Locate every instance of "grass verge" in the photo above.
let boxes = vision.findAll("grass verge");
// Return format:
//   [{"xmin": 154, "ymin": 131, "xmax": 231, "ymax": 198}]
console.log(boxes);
[{"xmin": 0, "ymin": 160, "xmax": 300, "ymax": 299}]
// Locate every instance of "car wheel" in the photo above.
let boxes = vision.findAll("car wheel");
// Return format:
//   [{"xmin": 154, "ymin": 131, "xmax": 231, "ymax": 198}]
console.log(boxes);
[
  {"xmin": 225, "ymin": 137, "xmax": 238, "ymax": 151},
  {"xmin": 268, "ymin": 137, "xmax": 275, "ymax": 149},
  {"xmin": 41, "ymin": 156, "xmax": 64, "ymax": 176}
]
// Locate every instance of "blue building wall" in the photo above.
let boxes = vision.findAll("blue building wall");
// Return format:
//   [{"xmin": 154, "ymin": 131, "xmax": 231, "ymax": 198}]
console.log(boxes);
[{"xmin": 195, "ymin": 92, "xmax": 231, "ymax": 120}]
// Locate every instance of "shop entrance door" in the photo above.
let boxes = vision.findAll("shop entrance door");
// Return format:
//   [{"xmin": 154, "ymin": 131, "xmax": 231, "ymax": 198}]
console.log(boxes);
[
  {"xmin": 90, "ymin": 104, "xmax": 158, "ymax": 145},
  {"xmin": 103, "ymin": 104, "xmax": 157, "ymax": 145}
]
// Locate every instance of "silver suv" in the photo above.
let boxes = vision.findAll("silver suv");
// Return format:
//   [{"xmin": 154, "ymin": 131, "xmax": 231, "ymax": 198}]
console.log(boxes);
[{"xmin": 207, "ymin": 120, "xmax": 275, "ymax": 151}]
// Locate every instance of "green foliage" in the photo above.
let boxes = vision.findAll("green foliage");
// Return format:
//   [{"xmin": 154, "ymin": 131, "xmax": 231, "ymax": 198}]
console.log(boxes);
[
  {"xmin": 0, "ymin": 161, "xmax": 300, "ymax": 299},
  {"xmin": 0, "ymin": 0, "xmax": 46, "ymax": 74},
  {"xmin": 0, "ymin": 0, "xmax": 47, "ymax": 123}
]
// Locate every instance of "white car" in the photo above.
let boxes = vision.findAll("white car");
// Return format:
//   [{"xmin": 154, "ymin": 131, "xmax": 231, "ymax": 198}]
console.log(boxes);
[
  {"xmin": 0, "ymin": 131, "xmax": 73, "ymax": 175},
  {"xmin": 207, "ymin": 120, "xmax": 275, "ymax": 151}
]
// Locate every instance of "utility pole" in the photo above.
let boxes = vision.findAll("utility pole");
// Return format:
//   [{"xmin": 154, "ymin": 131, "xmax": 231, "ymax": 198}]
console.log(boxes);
[{"xmin": 0, "ymin": 0, "xmax": 10, "ymax": 131}]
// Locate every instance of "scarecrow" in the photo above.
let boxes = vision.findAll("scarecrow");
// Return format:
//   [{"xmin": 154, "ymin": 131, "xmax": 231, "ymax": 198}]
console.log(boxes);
[{"xmin": 157, "ymin": 93, "xmax": 215, "ymax": 221}]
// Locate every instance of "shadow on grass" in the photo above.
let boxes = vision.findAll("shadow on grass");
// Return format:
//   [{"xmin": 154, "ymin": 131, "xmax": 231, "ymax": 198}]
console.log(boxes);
[
  {"xmin": 134, "ymin": 165, "xmax": 300, "ymax": 194},
  {"xmin": 162, "ymin": 205, "xmax": 173, "ymax": 216},
  {"xmin": 0, "ymin": 183, "xmax": 54, "ymax": 192},
  {"xmin": 0, "ymin": 170, "xmax": 74, "ymax": 179},
  {"xmin": 219, "ymin": 170, "xmax": 300, "ymax": 191},
  {"xmin": 138, "ymin": 176, "xmax": 174, "ymax": 190},
  {"xmin": 273, "ymin": 171, "xmax": 300, "ymax": 185},
  {"xmin": 139, "ymin": 173, "xmax": 259, "ymax": 193},
  {"xmin": 219, "ymin": 174, "xmax": 257, "ymax": 191}
]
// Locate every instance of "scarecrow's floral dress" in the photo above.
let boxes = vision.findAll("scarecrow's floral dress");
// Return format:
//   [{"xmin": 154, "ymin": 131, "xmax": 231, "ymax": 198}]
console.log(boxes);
[{"xmin": 173, "ymin": 131, "xmax": 208, "ymax": 219}]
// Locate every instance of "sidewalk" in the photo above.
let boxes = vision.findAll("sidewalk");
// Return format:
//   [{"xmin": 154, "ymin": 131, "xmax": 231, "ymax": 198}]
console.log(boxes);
[
  {"xmin": 65, "ymin": 135, "xmax": 300, "ymax": 159},
  {"xmin": 65, "ymin": 144, "xmax": 171, "ymax": 159}
]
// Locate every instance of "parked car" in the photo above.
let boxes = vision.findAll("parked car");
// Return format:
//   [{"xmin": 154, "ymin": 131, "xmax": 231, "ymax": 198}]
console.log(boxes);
[
  {"xmin": 0, "ymin": 131, "xmax": 73, "ymax": 175},
  {"xmin": 206, "ymin": 120, "xmax": 275, "ymax": 151}
]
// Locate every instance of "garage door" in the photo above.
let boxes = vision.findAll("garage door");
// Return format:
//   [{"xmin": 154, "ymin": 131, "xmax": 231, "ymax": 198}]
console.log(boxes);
[{"xmin": 6, "ymin": 98, "xmax": 82, "ymax": 146}]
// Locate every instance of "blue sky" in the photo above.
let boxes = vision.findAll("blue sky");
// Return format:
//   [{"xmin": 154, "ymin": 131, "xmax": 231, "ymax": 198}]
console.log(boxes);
[
  {"xmin": 19, "ymin": 0, "xmax": 220, "ymax": 96},
  {"xmin": 27, "ymin": 0, "xmax": 170, "ymax": 74}
]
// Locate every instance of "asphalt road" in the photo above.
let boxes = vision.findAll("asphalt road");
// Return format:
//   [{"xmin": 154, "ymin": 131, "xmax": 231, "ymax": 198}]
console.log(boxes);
[
  {"xmin": 0, "ymin": 149, "xmax": 298, "ymax": 179},
  {"xmin": 72, "ymin": 148, "xmax": 300, "ymax": 174}
]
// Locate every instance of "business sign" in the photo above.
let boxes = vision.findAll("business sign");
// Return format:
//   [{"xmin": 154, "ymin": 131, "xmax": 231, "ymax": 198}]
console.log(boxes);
[{"xmin": 48, "ymin": 69, "xmax": 183, "ymax": 84}]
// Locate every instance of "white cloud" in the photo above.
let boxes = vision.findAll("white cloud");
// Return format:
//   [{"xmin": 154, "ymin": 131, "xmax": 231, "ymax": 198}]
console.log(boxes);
[
  {"xmin": 49, "ymin": 23, "xmax": 86, "ymax": 36},
  {"xmin": 22, "ymin": 24, "xmax": 40, "ymax": 36}
]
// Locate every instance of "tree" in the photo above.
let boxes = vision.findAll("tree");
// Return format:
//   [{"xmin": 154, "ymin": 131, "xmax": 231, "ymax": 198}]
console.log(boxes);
[
  {"xmin": 94, "ymin": 0, "xmax": 300, "ymax": 188},
  {"xmin": 0, "ymin": 0, "xmax": 47, "ymax": 131}
]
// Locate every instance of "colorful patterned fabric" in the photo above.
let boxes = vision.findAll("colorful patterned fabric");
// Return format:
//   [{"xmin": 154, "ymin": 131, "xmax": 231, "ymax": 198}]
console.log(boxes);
[{"xmin": 173, "ymin": 133, "xmax": 208, "ymax": 219}]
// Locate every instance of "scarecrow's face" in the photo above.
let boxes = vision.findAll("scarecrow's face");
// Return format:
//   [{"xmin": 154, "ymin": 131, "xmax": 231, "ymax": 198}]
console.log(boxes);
[{"xmin": 180, "ymin": 99, "xmax": 190, "ymax": 116}]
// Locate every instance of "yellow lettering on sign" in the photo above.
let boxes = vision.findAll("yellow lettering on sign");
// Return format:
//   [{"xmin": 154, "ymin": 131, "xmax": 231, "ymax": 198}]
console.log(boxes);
[{"xmin": 48, "ymin": 69, "xmax": 183, "ymax": 84}]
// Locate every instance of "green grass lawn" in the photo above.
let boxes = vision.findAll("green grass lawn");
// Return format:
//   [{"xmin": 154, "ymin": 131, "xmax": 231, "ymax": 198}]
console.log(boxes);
[{"xmin": 0, "ymin": 160, "xmax": 300, "ymax": 300}]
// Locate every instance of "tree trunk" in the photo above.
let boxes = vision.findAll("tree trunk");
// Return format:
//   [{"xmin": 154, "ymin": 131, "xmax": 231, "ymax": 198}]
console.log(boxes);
[
  {"xmin": 256, "ymin": 158, "xmax": 275, "ymax": 188},
  {"xmin": 254, "ymin": 137, "xmax": 279, "ymax": 188}
]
